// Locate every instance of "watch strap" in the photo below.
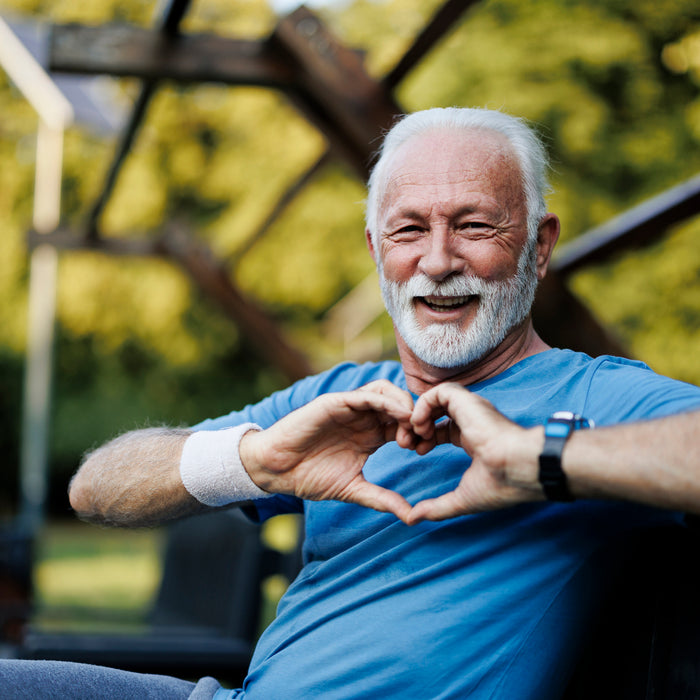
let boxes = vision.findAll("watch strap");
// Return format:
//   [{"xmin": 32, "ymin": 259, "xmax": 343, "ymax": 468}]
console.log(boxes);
[{"xmin": 539, "ymin": 412, "xmax": 592, "ymax": 502}]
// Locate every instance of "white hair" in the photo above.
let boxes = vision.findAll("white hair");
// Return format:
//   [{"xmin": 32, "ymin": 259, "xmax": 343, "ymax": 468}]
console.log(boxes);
[{"xmin": 365, "ymin": 107, "xmax": 551, "ymax": 248}]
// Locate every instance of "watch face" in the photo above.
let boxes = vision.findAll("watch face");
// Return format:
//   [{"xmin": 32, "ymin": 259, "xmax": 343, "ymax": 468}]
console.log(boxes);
[{"xmin": 545, "ymin": 420, "xmax": 574, "ymax": 438}]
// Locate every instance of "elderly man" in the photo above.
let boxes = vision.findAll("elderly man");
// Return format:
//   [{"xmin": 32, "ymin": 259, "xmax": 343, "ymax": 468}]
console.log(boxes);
[{"xmin": 2, "ymin": 107, "xmax": 700, "ymax": 699}]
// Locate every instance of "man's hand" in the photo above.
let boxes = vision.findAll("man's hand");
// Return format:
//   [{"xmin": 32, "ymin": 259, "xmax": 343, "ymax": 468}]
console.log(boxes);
[
  {"xmin": 240, "ymin": 381, "xmax": 415, "ymax": 523},
  {"xmin": 401, "ymin": 383, "xmax": 544, "ymax": 524}
]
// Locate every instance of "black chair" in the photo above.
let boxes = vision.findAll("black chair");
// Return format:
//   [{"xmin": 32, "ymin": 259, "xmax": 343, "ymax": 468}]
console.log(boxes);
[
  {"xmin": 564, "ymin": 519, "xmax": 700, "ymax": 700},
  {"xmin": 0, "ymin": 526, "xmax": 33, "ymax": 644},
  {"xmin": 13, "ymin": 509, "xmax": 300, "ymax": 684}
]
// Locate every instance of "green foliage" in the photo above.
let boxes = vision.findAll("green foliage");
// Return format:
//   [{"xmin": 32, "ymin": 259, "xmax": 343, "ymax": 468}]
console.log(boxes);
[
  {"xmin": 398, "ymin": 0, "xmax": 700, "ymax": 233},
  {"xmin": 33, "ymin": 521, "xmax": 163, "ymax": 625},
  {"xmin": 238, "ymin": 163, "xmax": 372, "ymax": 314},
  {"xmin": 334, "ymin": 0, "xmax": 446, "ymax": 77},
  {"xmin": 0, "ymin": 0, "xmax": 699, "ymax": 515},
  {"xmin": 571, "ymin": 217, "xmax": 700, "ymax": 384}
]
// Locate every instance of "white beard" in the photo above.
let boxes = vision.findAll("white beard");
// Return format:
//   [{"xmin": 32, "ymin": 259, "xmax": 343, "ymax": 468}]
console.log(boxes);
[{"xmin": 379, "ymin": 239, "xmax": 539, "ymax": 369}]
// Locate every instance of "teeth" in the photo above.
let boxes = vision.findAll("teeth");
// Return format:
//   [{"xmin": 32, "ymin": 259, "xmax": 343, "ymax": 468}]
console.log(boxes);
[{"xmin": 423, "ymin": 295, "xmax": 471, "ymax": 308}]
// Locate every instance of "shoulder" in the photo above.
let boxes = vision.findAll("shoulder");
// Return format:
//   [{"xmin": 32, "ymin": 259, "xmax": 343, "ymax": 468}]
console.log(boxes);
[
  {"xmin": 563, "ymin": 351, "xmax": 700, "ymax": 424},
  {"xmin": 486, "ymin": 349, "xmax": 700, "ymax": 427}
]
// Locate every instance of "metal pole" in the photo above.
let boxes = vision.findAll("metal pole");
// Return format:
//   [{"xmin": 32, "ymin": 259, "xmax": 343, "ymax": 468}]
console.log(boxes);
[{"xmin": 19, "ymin": 121, "xmax": 63, "ymax": 533}]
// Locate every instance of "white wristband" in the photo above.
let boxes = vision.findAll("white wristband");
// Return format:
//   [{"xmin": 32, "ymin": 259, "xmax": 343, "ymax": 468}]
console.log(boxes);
[{"xmin": 179, "ymin": 423, "xmax": 273, "ymax": 506}]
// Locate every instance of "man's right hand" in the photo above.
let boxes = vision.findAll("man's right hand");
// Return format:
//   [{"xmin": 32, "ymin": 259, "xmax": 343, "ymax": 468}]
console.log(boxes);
[{"xmin": 240, "ymin": 380, "xmax": 416, "ymax": 523}]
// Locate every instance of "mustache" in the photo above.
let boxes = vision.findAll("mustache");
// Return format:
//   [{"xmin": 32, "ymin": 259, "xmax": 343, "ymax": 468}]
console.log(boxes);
[{"xmin": 387, "ymin": 274, "xmax": 493, "ymax": 298}]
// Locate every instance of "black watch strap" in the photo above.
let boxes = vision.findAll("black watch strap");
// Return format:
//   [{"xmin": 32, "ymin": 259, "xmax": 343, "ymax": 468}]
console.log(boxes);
[{"xmin": 538, "ymin": 412, "xmax": 593, "ymax": 502}]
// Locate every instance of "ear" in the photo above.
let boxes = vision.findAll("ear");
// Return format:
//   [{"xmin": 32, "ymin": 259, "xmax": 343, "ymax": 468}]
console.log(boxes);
[
  {"xmin": 535, "ymin": 214, "xmax": 560, "ymax": 280},
  {"xmin": 365, "ymin": 227, "xmax": 378, "ymax": 266}
]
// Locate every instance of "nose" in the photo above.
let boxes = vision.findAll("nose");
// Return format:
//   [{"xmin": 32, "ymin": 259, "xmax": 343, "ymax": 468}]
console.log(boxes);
[{"xmin": 417, "ymin": 229, "xmax": 464, "ymax": 281}]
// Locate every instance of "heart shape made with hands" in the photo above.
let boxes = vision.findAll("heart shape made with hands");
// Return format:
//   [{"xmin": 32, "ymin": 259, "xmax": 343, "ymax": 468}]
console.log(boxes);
[{"xmin": 243, "ymin": 380, "xmax": 535, "ymax": 526}]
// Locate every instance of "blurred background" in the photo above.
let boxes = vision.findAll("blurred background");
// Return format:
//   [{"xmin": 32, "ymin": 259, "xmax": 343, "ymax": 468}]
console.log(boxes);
[{"xmin": 0, "ymin": 0, "xmax": 699, "ymax": 653}]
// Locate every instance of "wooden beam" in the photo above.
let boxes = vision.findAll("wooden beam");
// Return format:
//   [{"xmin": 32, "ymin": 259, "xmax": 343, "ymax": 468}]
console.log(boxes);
[
  {"xmin": 49, "ymin": 7, "xmax": 404, "ymax": 188},
  {"xmin": 27, "ymin": 224, "xmax": 312, "ymax": 382},
  {"xmin": 159, "ymin": 225, "xmax": 312, "ymax": 382},
  {"xmin": 160, "ymin": 0, "xmax": 191, "ymax": 37},
  {"xmin": 553, "ymin": 172, "xmax": 700, "ymax": 276},
  {"xmin": 271, "ymin": 7, "xmax": 402, "ymax": 178},
  {"xmin": 49, "ymin": 24, "xmax": 295, "ymax": 87},
  {"xmin": 27, "ymin": 226, "xmax": 163, "ymax": 256},
  {"xmin": 49, "ymin": 11, "xmax": 397, "ymax": 175},
  {"xmin": 539, "ymin": 172, "xmax": 700, "ymax": 357},
  {"xmin": 82, "ymin": 0, "xmax": 192, "ymax": 239},
  {"xmin": 532, "ymin": 271, "xmax": 628, "ymax": 358},
  {"xmin": 0, "ymin": 17, "xmax": 74, "ymax": 131}
]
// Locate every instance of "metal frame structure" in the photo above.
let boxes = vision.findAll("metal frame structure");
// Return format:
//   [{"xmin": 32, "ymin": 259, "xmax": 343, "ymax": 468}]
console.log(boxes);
[
  {"xmin": 0, "ymin": 16, "xmax": 73, "ymax": 534},
  {"xmin": 34, "ymin": 0, "xmax": 481, "ymax": 381},
  {"xmin": 38, "ymin": 0, "xmax": 700, "ymax": 367},
  {"xmin": 3, "ymin": 0, "xmax": 700, "ymax": 541}
]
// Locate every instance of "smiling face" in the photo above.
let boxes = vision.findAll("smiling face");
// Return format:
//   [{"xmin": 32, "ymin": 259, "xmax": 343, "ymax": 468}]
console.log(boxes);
[{"xmin": 369, "ymin": 128, "xmax": 543, "ymax": 376}]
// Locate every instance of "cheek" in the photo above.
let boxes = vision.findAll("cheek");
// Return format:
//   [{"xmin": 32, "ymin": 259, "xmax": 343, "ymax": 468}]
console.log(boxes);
[
  {"xmin": 453, "ymin": 240, "xmax": 521, "ymax": 281},
  {"xmin": 379, "ymin": 244, "xmax": 421, "ymax": 281},
  {"xmin": 380, "ymin": 238, "xmax": 523, "ymax": 282},
  {"xmin": 466, "ymin": 248, "xmax": 515, "ymax": 280}
]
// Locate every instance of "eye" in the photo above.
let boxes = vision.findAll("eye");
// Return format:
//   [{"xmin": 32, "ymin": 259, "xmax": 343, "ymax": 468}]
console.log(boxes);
[
  {"xmin": 386, "ymin": 224, "xmax": 424, "ymax": 241},
  {"xmin": 457, "ymin": 221, "xmax": 495, "ymax": 237}
]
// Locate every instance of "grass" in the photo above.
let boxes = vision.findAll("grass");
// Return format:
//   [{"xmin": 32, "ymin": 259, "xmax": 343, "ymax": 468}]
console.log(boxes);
[
  {"xmin": 30, "ymin": 514, "xmax": 300, "ymax": 632},
  {"xmin": 31, "ymin": 520, "xmax": 165, "ymax": 631}
]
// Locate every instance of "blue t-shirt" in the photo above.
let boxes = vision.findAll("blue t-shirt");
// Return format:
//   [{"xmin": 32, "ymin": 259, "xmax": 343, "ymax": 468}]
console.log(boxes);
[{"xmin": 196, "ymin": 349, "xmax": 700, "ymax": 699}]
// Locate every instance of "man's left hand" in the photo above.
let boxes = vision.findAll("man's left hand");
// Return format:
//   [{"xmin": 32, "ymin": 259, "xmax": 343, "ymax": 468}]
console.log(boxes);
[{"xmin": 399, "ymin": 383, "xmax": 544, "ymax": 524}]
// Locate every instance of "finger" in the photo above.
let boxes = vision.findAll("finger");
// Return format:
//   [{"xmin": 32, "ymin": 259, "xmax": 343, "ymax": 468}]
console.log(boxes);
[
  {"xmin": 394, "ymin": 422, "xmax": 435, "ymax": 451},
  {"xmin": 349, "ymin": 480, "xmax": 413, "ymax": 523},
  {"xmin": 409, "ymin": 411, "xmax": 455, "ymax": 448},
  {"xmin": 360, "ymin": 379, "xmax": 413, "ymax": 400},
  {"xmin": 413, "ymin": 434, "xmax": 440, "ymax": 455},
  {"xmin": 411, "ymin": 384, "xmax": 460, "ymax": 438},
  {"xmin": 394, "ymin": 423, "xmax": 418, "ymax": 450},
  {"xmin": 405, "ymin": 490, "xmax": 469, "ymax": 525},
  {"xmin": 341, "ymin": 392, "xmax": 414, "ymax": 429},
  {"xmin": 358, "ymin": 380, "xmax": 415, "ymax": 413},
  {"xmin": 358, "ymin": 379, "xmax": 414, "ymax": 423}
]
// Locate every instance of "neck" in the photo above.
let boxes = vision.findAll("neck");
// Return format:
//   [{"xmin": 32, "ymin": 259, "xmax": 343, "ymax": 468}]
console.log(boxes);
[{"xmin": 399, "ymin": 318, "xmax": 550, "ymax": 394}]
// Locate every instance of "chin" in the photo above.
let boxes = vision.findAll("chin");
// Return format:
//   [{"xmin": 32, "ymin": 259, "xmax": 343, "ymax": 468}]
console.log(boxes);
[{"xmin": 401, "ymin": 323, "xmax": 496, "ymax": 370}]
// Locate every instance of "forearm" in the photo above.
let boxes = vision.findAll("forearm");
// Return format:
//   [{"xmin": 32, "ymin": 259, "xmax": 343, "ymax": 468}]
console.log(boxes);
[
  {"xmin": 408, "ymin": 384, "xmax": 700, "ymax": 522},
  {"xmin": 563, "ymin": 409, "xmax": 700, "ymax": 513},
  {"xmin": 69, "ymin": 427, "xmax": 209, "ymax": 527}
]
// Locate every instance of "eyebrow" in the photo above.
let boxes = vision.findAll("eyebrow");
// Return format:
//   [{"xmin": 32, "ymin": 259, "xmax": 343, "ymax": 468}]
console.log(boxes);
[{"xmin": 383, "ymin": 203, "xmax": 493, "ymax": 227}]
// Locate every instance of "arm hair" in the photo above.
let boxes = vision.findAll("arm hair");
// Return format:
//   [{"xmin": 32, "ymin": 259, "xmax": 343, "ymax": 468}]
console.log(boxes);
[{"xmin": 69, "ymin": 427, "xmax": 210, "ymax": 527}]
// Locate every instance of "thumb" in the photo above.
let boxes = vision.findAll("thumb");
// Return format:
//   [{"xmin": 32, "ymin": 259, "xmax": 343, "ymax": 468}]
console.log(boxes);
[{"xmin": 348, "ymin": 479, "xmax": 413, "ymax": 523}]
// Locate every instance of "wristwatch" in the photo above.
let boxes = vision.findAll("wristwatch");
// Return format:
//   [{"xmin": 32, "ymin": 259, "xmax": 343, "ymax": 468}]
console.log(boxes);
[{"xmin": 538, "ymin": 411, "xmax": 594, "ymax": 502}]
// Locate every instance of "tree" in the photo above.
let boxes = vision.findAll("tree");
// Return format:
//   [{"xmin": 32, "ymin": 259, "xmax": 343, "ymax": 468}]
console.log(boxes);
[{"xmin": 0, "ymin": 0, "xmax": 698, "ymax": 514}]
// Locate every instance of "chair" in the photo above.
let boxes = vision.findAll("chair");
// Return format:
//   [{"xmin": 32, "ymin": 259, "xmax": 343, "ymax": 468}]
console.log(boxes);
[
  {"xmin": 0, "ymin": 526, "xmax": 33, "ymax": 645},
  {"xmin": 13, "ymin": 509, "xmax": 300, "ymax": 684},
  {"xmin": 564, "ymin": 519, "xmax": 700, "ymax": 700}
]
